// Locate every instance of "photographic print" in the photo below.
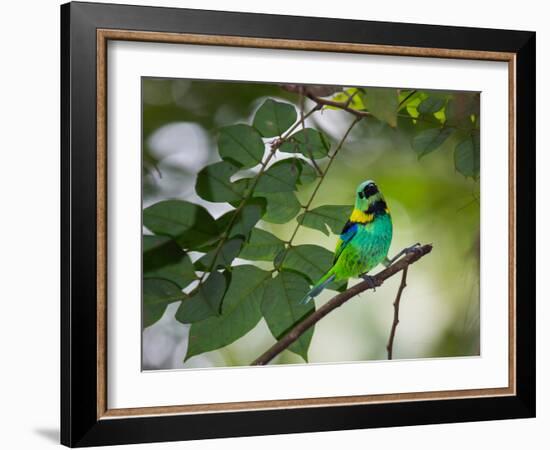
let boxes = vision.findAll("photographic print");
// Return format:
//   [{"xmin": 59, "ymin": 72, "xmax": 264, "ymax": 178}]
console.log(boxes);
[
  {"xmin": 62, "ymin": 5, "xmax": 534, "ymax": 444},
  {"xmin": 141, "ymin": 79, "xmax": 481, "ymax": 370}
]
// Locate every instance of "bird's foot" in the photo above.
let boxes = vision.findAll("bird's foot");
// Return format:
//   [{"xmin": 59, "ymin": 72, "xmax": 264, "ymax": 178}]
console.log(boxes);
[
  {"xmin": 360, "ymin": 274, "xmax": 379, "ymax": 291},
  {"xmin": 402, "ymin": 242, "xmax": 422, "ymax": 257},
  {"xmin": 384, "ymin": 242, "xmax": 422, "ymax": 267}
]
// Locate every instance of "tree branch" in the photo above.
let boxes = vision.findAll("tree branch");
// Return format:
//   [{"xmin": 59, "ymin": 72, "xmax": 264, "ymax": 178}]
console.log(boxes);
[
  {"xmin": 252, "ymin": 244, "xmax": 432, "ymax": 365},
  {"xmin": 386, "ymin": 266, "xmax": 408, "ymax": 360},
  {"xmin": 307, "ymin": 91, "xmax": 477, "ymax": 133},
  {"xmin": 307, "ymin": 93, "xmax": 372, "ymax": 118}
]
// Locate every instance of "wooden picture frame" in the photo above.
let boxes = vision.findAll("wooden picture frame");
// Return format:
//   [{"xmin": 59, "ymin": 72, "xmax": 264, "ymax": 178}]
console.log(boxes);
[{"xmin": 61, "ymin": 1, "xmax": 535, "ymax": 446}]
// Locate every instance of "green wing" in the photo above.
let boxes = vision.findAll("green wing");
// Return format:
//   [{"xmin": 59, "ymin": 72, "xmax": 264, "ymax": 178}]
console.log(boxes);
[{"xmin": 333, "ymin": 221, "xmax": 358, "ymax": 264}]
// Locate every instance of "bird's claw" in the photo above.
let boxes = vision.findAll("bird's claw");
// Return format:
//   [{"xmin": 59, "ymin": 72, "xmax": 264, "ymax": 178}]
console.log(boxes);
[
  {"xmin": 385, "ymin": 242, "xmax": 422, "ymax": 266},
  {"xmin": 360, "ymin": 274, "xmax": 378, "ymax": 291},
  {"xmin": 403, "ymin": 242, "xmax": 422, "ymax": 255}
]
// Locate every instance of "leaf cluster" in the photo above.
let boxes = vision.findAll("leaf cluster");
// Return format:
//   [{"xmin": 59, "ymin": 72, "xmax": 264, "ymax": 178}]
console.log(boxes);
[
  {"xmin": 332, "ymin": 88, "xmax": 480, "ymax": 179},
  {"xmin": 143, "ymin": 99, "xmax": 350, "ymax": 362}
]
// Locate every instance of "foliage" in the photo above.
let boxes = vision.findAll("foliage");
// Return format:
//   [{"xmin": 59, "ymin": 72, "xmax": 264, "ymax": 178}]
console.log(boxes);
[
  {"xmin": 142, "ymin": 85, "xmax": 480, "ymax": 364},
  {"xmin": 297, "ymin": 205, "xmax": 353, "ymax": 236}
]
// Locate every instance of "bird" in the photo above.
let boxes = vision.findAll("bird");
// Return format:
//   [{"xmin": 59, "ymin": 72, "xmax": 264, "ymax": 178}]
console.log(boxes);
[{"xmin": 301, "ymin": 180, "xmax": 394, "ymax": 304}]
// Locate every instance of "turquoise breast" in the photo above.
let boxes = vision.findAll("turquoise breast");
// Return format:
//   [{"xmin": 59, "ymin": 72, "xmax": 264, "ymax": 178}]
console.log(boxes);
[{"xmin": 334, "ymin": 214, "xmax": 392, "ymax": 279}]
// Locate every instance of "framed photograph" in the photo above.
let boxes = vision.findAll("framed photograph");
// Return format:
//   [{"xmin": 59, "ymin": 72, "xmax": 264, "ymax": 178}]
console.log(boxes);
[{"xmin": 61, "ymin": 1, "xmax": 535, "ymax": 447}]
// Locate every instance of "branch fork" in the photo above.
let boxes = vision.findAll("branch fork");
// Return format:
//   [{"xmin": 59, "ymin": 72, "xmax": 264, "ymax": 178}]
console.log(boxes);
[{"xmin": 252, "ymin": 243, "xmax": 432, "ymax": 365}]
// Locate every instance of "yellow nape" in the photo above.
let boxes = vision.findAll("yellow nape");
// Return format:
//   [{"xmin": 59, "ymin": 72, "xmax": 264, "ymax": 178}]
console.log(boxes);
[{"xmin": 349, "ymin": 208, "xmax": 374, "ymax": 224}]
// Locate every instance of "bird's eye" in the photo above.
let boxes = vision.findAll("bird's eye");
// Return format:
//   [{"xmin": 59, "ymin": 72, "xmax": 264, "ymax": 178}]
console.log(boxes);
[{"xmin": 362, "ymin": 182, "xmax": 379, "ymax": 198}]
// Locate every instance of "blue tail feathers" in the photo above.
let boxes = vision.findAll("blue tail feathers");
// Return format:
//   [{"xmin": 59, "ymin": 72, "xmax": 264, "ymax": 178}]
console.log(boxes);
[{"xmin": 300, "ymin": 273, "xmax": 336, "ymax": 305}]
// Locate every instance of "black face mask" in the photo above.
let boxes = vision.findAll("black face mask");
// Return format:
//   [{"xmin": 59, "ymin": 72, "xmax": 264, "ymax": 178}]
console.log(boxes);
[{"xmin": 359, "ymin": 183, "xmax": 378, "ymax": 199}]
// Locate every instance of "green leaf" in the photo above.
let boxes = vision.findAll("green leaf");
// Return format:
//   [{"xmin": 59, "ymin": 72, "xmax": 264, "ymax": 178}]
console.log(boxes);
[
  {"xmin": 297, "ymin": 160, "xmax": 318, "ymax": 185},
  {"xmin": 281, "ymin": 245, "xmax": 347, "ymax": 292},
  {"xmin": 402, "ymin": 92, "xmax": 425, "ymax": 117},
  {"xmin": 229, "ymin": 178, "xmax": 253, "ymax": 201},
  {"xmin": 259, "ymin": 192, "xmax": 302, "ymax": 224},
  {"xmin": 454, "ymin": 133, "xmax": 480, "ymax": 179},
  {"xmin": 216, "ymin": 198, "xmax": 265, "ymax": 239},
  {"xmin": 279, "ymin": 128, "xmax": 330, "ymax": 159},
  {"xmin": 418, "ymin": 97, "xmax": 446, "ymax": 115},
  {"xmin": 185, "ymin": 265, "xmax": 272, "ymax": 360},
  {"xmin": 255, "ymin": 159, "xmax": 300, "ymax": 192},
  {"xmin": 333, "ymin": 278, "xmax": 349, "ymax": 293},
  {"xmin": 398, "ymin": 90, "xmax": 421, "ymax": 111},
  {"xmin": 281, "ymin": 244, "xmax": 333, "ymax": 284},
  {"xmin": 261, "ymin": 271, "xmax": 314, "ymax": 361},
  {"xmin": 175, "ymin": 271, "xmax": 227, "ymax": 324},
  {"xmin": 412, "ymin": 127, "xmax": 454, "ymax": 158},
  {"xmin": 297, "ymin": 205, "xmax": 353, "ymax": 236},
  {"xmin": 234, "ymin": 158, "xmax": 313, "ymax": 196},
  {"xmin": 196, "ymin": 161, "xmax": 245, "ymax": 203},
  {"xmin": 218, "ymin": 124, "xmax": 265, "ymax": 169},
  {"xmin": 434, "ymin": 107, "xmax": 447, "ymax": 124},
  {"xmin": 253, "ymin": 99, "xmax": 297, "ymax": 137},
  {"xmin": 143, "ymin": 278, "xmax": 185, "ymax": 328},
  {"xmin": 143, "ymin": 236, "xmax": 196, "ymax": 288},
  {"xmin": 239, "ymin": 228, "xmax": 285, "ymax": 261},
  {"xmin": 362, "ymin": 88, "xmax": 398, "ymax": 127},
  {"xmin": 195, "ymin": 238, "xmax": 243, "ymax": 270},
  {"xmin": 396, "ymin": 107, "xmax": 418, "ymax": 135},
  {"xmin": 143, "ymin": 200, "xmax": 218, "ymax": 248},
  {"xmin": 143, "ymin": 235, "xmax": 172, "ymax": 254},
  {"xmin": 143, "ymin": 235, "xmax": 181, "ymax": 271}
]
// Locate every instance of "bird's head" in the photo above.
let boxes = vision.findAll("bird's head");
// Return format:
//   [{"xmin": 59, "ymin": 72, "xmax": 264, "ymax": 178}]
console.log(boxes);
[{"xmin": 354, "ymin": 180, "xmax": 388, "ymax": 215}]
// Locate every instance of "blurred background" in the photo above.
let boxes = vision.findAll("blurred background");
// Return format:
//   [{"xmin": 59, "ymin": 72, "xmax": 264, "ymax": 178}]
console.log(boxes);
[{"xmin": 142, "ymin": 78, "xmax": 480, "ymax": 370}]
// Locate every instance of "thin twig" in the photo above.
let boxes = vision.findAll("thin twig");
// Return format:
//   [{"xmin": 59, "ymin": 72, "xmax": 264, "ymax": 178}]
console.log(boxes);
[
  {"xmin": 386, "ymin": 266, "xmax": 408, "ymax": 360},
  {"xmin": 343, "ymin": 89, "xmax": 360, "ymax": 108},
  {"xmin": 252, "ymin": 244, "xmax": 432, "ymax": 365},
  {"xmin": 196, "ymin": 144, "xmax": 277, "ymax": 285},
  {"xmin": 299, "ymin": 88, "xmax": 323, "ymax": 176},
  {"xmin": 398, "ymin": 89, "xmax": 418, "ymax": 109},
  {"xmin": 274, "ymin": 116, "xmax": 362, "ymax": 270},
  {"xmin": 143, "ymin": 155, "xmax": 163, "ymax": 179},
  {"xmin": 307, "ymin": 94, "xmax": 372, "ymax": 118},
  {"xmin": 196, "ymin": 106, "xmax": 320, "ymax": 286}
]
